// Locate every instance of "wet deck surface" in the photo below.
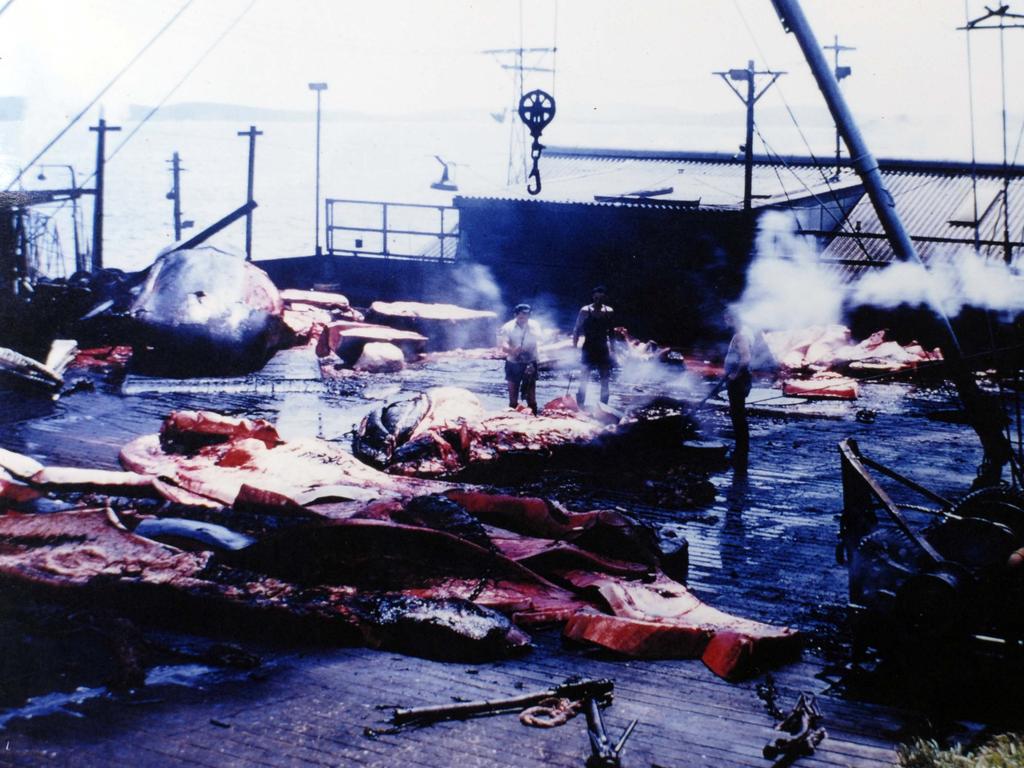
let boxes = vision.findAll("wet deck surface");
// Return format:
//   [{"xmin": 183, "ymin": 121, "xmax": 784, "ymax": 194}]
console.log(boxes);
[{"xmin": 0, "ymin": 345, "xmax": 1001, "ymax": 767}]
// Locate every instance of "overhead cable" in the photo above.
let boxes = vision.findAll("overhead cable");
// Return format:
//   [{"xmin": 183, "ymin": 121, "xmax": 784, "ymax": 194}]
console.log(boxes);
[
  {"xmin": 731, "ymin": 0, "xmax": 872, "ymax": 260},
  {"xmin": 5, "ymin": 0, "xmax": 196, "ymax": 191},
  {"xmin": 108, "ymin": 0, "xmax": 260, "ymax": 164},
  {"xmin": 729, "ymin": 0, "xmax": 849, "ymax": 212}
]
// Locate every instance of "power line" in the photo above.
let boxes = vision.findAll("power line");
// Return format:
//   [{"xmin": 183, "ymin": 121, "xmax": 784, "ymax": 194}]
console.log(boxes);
[
  {"xmin": 730, "ymin": 0, "xmax": 865, "ymax": 242},
  {"xmin": 5, "ymin": 0, "xmax": 195, "ymax": 191},
  {"xmin": 107, "ymin": 0, "xmax": 259, "ymax": 164},
  {"xmin": 41, "ymin": 1, "xmax": 259, "ymax": 235},
  {"xmin": 964, "ymin": 0, "xmax": 982, "ymax": 252},
  {"xmin": 0, "ymin": 0, "xmax": 16, "ymax": 19}
]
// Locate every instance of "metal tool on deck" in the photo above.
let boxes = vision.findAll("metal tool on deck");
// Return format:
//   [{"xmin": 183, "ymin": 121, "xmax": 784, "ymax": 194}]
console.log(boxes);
[
  {"xmin": 695, "ymin": 376, "xmax": 727, "ymax": 411},
  {"xmin": 390, "ymin": 677, "xmax": 613, "ymax": 728},
  {"xmin": 583, "ymin": 695, "xmax": 638, "ymax": 768},
  {"xmin": 762, "ymin": 692, "xmax": 826, "ymax": 761},
  {"xmin": 517, "ymin": 89, "xmax": 556, "ymax": 195}
]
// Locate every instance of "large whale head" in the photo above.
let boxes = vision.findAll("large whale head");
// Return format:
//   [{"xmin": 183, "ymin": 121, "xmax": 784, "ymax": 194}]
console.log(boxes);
[{"xmin": 129, "ymin": 247, "xmax": 284, "ymax": 375}]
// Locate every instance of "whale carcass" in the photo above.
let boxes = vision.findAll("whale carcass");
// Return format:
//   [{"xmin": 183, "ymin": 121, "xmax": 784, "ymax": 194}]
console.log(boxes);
[
  {"xmin": 128, "ymin": 247, "xmax": 285, "ymax": 375},
  {"xmin": 0, "ymin": 411, "xmax": 801, "ymax": 677}
]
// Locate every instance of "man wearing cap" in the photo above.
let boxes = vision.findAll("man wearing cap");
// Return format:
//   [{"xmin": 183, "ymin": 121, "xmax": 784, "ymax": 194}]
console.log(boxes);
[
  {"xmin": 572, "ymin": 285, "xmax": 615, "ymax": 406},
  {"xmin": 497, "ymin": 303, "xmax": 541, "ymax": 414}
]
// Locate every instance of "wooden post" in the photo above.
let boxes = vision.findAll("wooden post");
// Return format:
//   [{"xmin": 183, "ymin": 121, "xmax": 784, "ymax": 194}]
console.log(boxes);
[
  {"xmin": 236, "ymin": 126, "xmax": 262, "ymax": 261},
  {"xmin": 89, "ymin": 118, "xmax": 121, "ymax": 271}
]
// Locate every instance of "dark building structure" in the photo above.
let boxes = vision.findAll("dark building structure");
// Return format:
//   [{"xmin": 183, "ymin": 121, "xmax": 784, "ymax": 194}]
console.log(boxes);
[
  {"xmin": 273, "ymin": 148, "xmax": 863, "ymax": 344},
  {"xmin": 452, "ymin": 147, "xmax": 862, "ymax": 342},
  {"xmin": 263, "ymin": 148, "xmax": 1023, "ymax": 348}
]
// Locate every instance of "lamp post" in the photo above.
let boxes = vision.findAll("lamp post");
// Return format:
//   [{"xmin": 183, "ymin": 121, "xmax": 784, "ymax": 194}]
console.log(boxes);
[
  {"xmin": 36, "ymin": 163, "xmax": 83, "ymax": 273},
  {"xmin": 308, "ymin": 82, "xmax": 328, "ymax": 256}
]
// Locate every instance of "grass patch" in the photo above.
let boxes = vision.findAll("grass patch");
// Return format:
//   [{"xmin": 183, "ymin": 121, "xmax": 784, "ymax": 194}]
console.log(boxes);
[{"xmin": 897, "ymin": 733, "xmax": 1024, "ymax": 767}]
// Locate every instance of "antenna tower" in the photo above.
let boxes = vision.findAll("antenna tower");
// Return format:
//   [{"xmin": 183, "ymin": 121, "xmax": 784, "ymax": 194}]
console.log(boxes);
[{"xmin": 484, "ymin": 45, "xmax": 556, "ymax": 185}]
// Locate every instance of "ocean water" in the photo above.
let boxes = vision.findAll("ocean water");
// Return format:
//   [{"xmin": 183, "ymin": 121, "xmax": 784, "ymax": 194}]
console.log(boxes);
[
  {"xmin": 0, "ymin": 106, "xmax": 984, "ymax": 277},
  {"xmin": 1, "ymin": 115, "xmax": 524, "ymax": 274}
]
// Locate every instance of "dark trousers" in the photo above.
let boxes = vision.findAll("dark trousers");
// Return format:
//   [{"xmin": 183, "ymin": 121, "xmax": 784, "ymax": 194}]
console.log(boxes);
[
  {"xmin": 505, "ymin": 360, "xmax": 538, "ymax": 412},
  {"xmin": 727, "ymin": 371, "xmax": 752, "ymax": 456},
  {"xmin": 578, "ymin": 348, "xmax": 611, "ymax": 405}
]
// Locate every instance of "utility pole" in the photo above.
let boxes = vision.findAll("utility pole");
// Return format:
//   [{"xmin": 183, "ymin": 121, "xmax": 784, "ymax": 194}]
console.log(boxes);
[
  {"xmin": 89, "ymin": 118, "xmax": 121, "ymax": 271},
  {"xmin": 237, "ymin": 125, "xmax": 262, "ymax": 261},
  {"xmin": 167, "ymin": 152, "xmax": 185, "ymax": 241},
  {"xmin": 824, "ymin": 35, "xmax": 855, "ymax": 179},
  {"xmin": 714, "ymin": 61, "xmax": 785, "ymax": 213},
  {"xmin": 958, "ymin": 4, "xmax": 1024, "ymax": 264},
  {"xmin": 484, "ymin": 47, "xmax": 556, "ymax": 185},
  {"xmin": 308, "ymin": 83, "xmax": 327, "ymax": 257}
]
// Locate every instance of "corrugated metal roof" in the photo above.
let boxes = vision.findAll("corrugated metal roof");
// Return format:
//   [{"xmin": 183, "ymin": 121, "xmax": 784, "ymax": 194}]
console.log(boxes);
[
  {"xmin": 459, "ymin": 148, "xmax": 1023, "ymax": 284},
  {"xmin": 461, "ymin": 154, "xmax": 861, "ymax": 210},
  {"xmin": 820, "ymin": 170, "xmax": 1024, "ymax": 281}
]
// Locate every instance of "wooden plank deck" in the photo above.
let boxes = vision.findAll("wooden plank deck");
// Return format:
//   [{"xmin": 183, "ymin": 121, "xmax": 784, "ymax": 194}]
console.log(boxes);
[{"xmin": 0, "ymin": 350, "xmax": 1000, "ymax": 767}]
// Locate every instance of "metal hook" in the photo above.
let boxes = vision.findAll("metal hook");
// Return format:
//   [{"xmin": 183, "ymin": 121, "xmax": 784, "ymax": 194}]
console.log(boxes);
[{"xmin": 527, "ymin": 166, "xmax": 542, "ymax": 195}]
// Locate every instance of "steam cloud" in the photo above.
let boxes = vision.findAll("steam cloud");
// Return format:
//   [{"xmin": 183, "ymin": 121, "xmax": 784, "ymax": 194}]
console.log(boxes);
[
  {"xmin": 733, "ymin": 210, "xmax": 1024, "ymax": 333},
  {"xmin": 448, "ymin": 262, "xmax": 503, "ymax": 309},
  {"xmin": 851, "ymin": 250, "xmax": 1024, "ymax": 317},
  {"xmin": 734, "ymin": 211, "xmax": 844, "ymax": 332}
]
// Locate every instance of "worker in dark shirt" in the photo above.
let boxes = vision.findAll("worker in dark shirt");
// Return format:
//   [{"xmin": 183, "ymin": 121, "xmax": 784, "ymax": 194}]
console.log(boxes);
[{"xmin": 572, "ymin": 285, "xmax": 614, "ymax": 406}]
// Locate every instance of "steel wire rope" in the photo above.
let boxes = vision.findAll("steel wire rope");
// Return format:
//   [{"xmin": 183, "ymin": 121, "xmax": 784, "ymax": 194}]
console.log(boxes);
[
  {"xmin": 752, "ymin": 124, "xmax": 876, "ymax": 264},
  {"xmin": 511, "ymin": 0, "xmax": 526, "ymax": 184},
  {"xmin": 729, "ymin": 0, "xmax": 877, "ymax": 267},
  {"xmin": 756, "ymin": 127, "xmax": 794, "ymax": 205},
  {"xmin": 32, "ymin": 0, "xmax": 258, "ymax": 273},
  {"xmin": 105, "ymin": 0, "xmax": 259, "ymax": 165},
  {"xmin": 551, "ymin": 0, "xmax": 558, "ymax": 97},
  {"xmin": 1013, "ymin": 116, "xmax": 1024, "ymax": 166},
  {"xmin": 964, "ymin": 0, "xmax": 984, "ymax": 257},
  {"xmin": 5, "ymin": 0, "xmax": 196, "ymax": 191}
]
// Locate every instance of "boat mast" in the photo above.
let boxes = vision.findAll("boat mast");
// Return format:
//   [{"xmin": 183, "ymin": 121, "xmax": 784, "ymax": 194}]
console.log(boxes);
[{"xmin": 769, "ymin": 0, "xmax": 1014, "ymax": 484}]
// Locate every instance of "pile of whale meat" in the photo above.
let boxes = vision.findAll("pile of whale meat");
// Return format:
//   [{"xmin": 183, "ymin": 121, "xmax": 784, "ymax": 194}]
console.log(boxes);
[
  {"xmin": 354, "ymin": 387, "xmax": 697, "ymax": 477},
  {"xmin": 365, "ymin": 301, "xmax": 498, "ymax": 351},
  {"xmin": 763, "ymin": 325, "xmax": 942, "ymax": 376},
  {"xmin": 0, "ymin": 411, "xmax": 800, "ymax": 680},
  {"xmin": 279, "ymin": 288, "xmax": 365, "ymax": 342}
]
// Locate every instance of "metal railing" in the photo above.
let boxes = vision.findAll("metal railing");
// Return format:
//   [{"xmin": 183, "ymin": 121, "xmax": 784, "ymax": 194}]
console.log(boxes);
[{"xmin": 325, "ymin": 199, "xmax": 459, "ymax": 262}]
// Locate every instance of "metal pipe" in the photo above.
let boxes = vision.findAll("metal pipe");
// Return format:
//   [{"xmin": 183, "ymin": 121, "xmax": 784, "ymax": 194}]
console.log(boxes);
[
  {"xmin": 771, "ymin": 0, "xmax": 1012, "ymax": 480},
  {"xmin": 37, "ymin": 164, "xmax": 82, "ymax": 273}
]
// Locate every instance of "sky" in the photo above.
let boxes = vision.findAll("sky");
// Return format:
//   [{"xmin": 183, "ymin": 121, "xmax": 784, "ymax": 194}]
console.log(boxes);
[{"xmin": 2, "ymin": 0, "xmax": 1023, "ymax": 166}]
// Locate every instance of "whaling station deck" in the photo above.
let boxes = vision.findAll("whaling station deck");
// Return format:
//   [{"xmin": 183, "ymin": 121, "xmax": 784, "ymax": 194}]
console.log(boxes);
[{"xmin": 0, "ymin": 346, "xmax": 1004, "ymax": 768}]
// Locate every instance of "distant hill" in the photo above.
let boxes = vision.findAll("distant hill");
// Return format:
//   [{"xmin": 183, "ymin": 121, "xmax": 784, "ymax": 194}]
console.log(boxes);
[
  {"xmin": 123, "ymin": 100, "xmax": 853, "ymax": 130},
  {"xmin": 0, "ymin": 97, "xmax": 25, "ymax": 121},
  {"xmin": 128, "ymin": 101, "xmax": 366, "ymax": 122}
]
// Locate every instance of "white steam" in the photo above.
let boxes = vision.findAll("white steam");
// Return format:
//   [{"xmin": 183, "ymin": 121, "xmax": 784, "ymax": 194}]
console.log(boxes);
[
  {"xmin": 448, "ymin": 262, "xmax": 503, "ymax": 309},
  {"xmin": 851, "ymin": 249, "xmax": 1024, "ymax": 317},
  {"xmin": 734, "ymin": 210, "xmax": 1024, "ymax": 333},
  {"xmin": 734, "ymin": 210, "xmax": 844, "ymax": 332}
]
